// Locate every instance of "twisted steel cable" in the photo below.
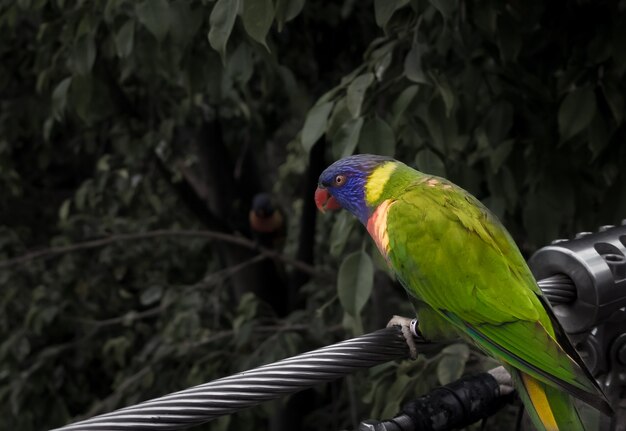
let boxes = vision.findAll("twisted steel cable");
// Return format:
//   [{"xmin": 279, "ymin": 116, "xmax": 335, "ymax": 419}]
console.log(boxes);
[
  {"xmin": 53, "ymin": 327, "xmax": 432, "ymax": 431},
  {"xmin": 538, "ymin": 274, "xmax": 577, "ymax": 305},
  {"xmin": 52, "ymin": 274, "xmax": 576, "ymax": 431}
]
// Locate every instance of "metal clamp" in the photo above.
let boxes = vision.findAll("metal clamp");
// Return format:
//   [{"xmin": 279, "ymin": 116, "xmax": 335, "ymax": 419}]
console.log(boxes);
[
  {"xmin": 528, "ymin": 222, "xmax": 626, "ymax": 334},
  {"xmin": 529, "ymin": 221, "xmax": 626, "ymax": 409}
]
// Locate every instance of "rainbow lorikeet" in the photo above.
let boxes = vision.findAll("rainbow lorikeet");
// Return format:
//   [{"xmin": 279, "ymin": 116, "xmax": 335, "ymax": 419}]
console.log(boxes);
[
  {"xmin": 315, "ymin": 154, "xmax": 612, "ymax": 431},
  {"xmin": 249, "ymin": 193, "xmax": 286, "ymax": 249}
]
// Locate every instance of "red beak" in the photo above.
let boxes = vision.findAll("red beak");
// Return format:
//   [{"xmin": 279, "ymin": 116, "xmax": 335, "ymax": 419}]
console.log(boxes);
[{"xmin": 315, "ymin": 187, "xmax": 341, "ymax": 213}]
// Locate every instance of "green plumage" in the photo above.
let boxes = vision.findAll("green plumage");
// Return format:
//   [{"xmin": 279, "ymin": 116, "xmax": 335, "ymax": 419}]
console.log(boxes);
[{"xmin": 370, "ymin": 161, "xmax": 611, "ymax": 429}]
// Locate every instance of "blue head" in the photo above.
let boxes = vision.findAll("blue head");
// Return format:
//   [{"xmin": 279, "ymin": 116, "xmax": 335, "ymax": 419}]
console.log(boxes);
[
  {"xmin": 315, "ymin": 154, "xmax": 393, "ymax": 224},
  {"xmin": 252, "ymin": 193, "xmax": 275, "ymax": 218}
]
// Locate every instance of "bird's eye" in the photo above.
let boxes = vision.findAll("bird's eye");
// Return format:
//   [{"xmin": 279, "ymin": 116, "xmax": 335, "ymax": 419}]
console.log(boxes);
[{"xmin": 334, "ymin": 175, "xmax": 346, "ymax": 186}]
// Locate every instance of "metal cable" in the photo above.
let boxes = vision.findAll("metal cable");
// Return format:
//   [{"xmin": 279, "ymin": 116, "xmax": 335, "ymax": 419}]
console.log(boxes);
[
  {"xmin": 538, "ymin": 274, "xmax": 577, "ymax": 305},
  {"xmin": 52, "ymin": 327, "xmax": 430, "ymax": 431},
  {"xmin": 52, "ymin": 275, "xmax": 577, "ymax": 431}
]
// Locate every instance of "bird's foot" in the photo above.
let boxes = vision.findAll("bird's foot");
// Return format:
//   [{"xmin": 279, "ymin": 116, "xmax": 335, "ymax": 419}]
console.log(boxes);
[{"xmin": 386, "ymin": 315, "xmax": 420, "ymax": 359}]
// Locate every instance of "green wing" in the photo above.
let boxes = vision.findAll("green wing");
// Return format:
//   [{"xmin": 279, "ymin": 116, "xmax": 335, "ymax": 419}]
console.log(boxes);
[{"xmin": 384, "ymin": 177, "xmax": 610, "ymax": 414}]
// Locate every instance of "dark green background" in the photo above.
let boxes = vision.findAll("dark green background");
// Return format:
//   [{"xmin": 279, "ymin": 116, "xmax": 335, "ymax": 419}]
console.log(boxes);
[{"xmin": 1, "ymin": 0, "xmax": 624, "ymax": 429}]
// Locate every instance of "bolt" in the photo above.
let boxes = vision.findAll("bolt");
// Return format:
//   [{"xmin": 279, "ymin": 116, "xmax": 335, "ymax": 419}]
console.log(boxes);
[
  {"xmin": 604, "ymin": 254, "xmax": 626, "ymax": 279},
  {"xmin": 575, "ymin": 232, "xmax": 592, "ymax": 239},
  {"xmin": 599, "ymin": 225, "xmax": 615, "ymax": 232}
]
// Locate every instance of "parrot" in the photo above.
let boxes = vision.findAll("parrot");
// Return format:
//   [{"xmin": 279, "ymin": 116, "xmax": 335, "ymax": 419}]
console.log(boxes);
[
  {"xmin": 249, "ymin": 192, "xmax": 286, "ymax": 249},
  {"xmin": 314, "ymin": 154, "xmax": 612, "ymax": 431}
]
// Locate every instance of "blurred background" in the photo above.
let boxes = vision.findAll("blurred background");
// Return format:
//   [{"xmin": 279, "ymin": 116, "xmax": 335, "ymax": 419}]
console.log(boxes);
[{"xmin": 1, "ymin": 0, "xmax": 626, "ymax": 430}]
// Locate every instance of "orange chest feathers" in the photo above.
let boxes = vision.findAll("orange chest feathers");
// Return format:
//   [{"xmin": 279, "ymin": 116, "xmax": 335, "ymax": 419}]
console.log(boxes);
[
  {"xmin": 249, "ymin": 210, "xmax": 284, "ymax": 234},
  {"xmin": 366, "ymin": 199, "xmax": 393, "ymax": 259}
]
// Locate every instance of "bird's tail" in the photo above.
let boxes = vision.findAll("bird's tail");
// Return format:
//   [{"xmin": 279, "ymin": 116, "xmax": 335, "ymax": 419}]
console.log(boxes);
[{"xmin": 509, "ymin": 367, "xmax": 585, "ymax": 431}]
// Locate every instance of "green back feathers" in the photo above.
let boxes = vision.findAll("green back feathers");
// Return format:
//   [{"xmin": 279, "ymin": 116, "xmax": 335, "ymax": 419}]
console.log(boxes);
[
  {"xmin": 374, "ymin": 167, "xmax": 611, "ymax": 416},
  {"xmin": 384, "ymin": 178, "xmax": 550, "ymax": 327}
]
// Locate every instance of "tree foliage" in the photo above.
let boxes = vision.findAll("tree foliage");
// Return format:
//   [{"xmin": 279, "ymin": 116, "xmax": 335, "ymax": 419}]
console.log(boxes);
[{"xmin": 0, "ymin": 0, "xmax": 624, "ymax": 430}]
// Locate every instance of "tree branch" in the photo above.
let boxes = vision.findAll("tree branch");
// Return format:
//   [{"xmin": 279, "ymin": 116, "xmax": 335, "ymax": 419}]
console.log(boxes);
[
  {"xmin": 66, "ymin": 306, "xmax": 165, "ymax": 328},
  {"xmin": 0, "ymin": 229, "xmax": 319, "ymax": 275}
]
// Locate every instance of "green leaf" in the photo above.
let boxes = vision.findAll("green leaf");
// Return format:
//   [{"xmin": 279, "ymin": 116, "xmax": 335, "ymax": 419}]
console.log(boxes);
[
  {"xmin": 104, "ymin": 0, "xmax": 119, "ymax": 22},
  {"xmin": 97, "ymin": 154, "xmax": 111, "ymax": 171},
  {"xmin": 115, "ymin": 20, "xmax": 134, "ymax": 58},
  {"xmin": 499, "ymin": 166, "xmax": 518, "ymax": 208},
  {"xmin": 428, "ymin": 0, "xmax": 456, "ymax": 19},
  {"xmin": 102, "ymin": 336, "xmax": 131, "ymax": 367},
  {"xmin": 489, "ymin": 139, "xmax": 514, "ymax": 174},
  {"xmin": 140, "ymin": 285, "xmax": 163, "ymax": 306},
  {"xmin": 43, "ymin": 117, "xmax": 54, "ymax": 141},
  {"xmin": 558, "ymin": 86, "xmax": 596, "ymax": 142},
  {"xmin": 373, "ymin": 45, "xmax": 394, "ymax": 81},
  {"xmin": 484, "ymin": 101, "xmax": 513, "ymax": 145},
  {"xmin": 415, "ymin": 148, "xmax": 445, "ymax": 177},
  {"xmin": 58, "ymin": 199, "xmax": 71, "ymax": 221},
  {"xmin": 497, "ymin": 12, "xmax": 521, "ymax": 63},
  {"xmin": 243, "ymin": 0, "xmax": 275, "ymax": 49},
  {"xmin": 71, "ymin": 34, "xmax": 96, "ymax": 75},
  {"xmin": 424, "ymin": 97, "xmax": 457, "ymax": 152},
  {"xmin": 431, "ymin": 72, "xmax": 454, "ymax": 117},
  {"xmin": 225, "ymin": 43, "xmax": 254, "ymax": 85},
  {"xmin": 404, "ymin": 43, "xmax": 428, "ymax": 84},
  {"xmin": 69, "ymin": 74, "xmax": 93, "ymax": 121},
  {"xmin": 330, "ymin": 212, "xmax": 355, "ymax": 258},
  {"xmin": 358, "ymin": 116, "xmax": 395, "ymax": 156},
  {"xmin": 437, "ymin": 343, "xmax": 469, "ymax": 385},
  {"xmin": 332, "ymin": 117, "xmax": 364, "ymax": 159},
  {"xmin": 75, "ymin": 13, "xmax": 93, "ymax": 37},
  {"xmin": 208, "ymin": 0, "xmax": 240, "ymax": 62},
  {"xmin": 52, "ymin": 77, "xmax": 72, "ymax": 120},
  {"xmin": 374, "ymin": 0, "xmax": 409, "ymax": 29},
  {"xmin": 170, "ymin": 1, "xmax": 202, "ymax": 47},
  {"xmin": 301, "ymin": 101, "xmax": 334, "ymax": 152},
  {"xmin": 213, "ymin": 416, "xmax": 232, "ymax": 431},
  {"xmin": 587, "ymin": 113, "xmax": 608, "ymax": 160},
  {"xmin": 346, "ymin": 73, "xmax": 374, "ymax": 118},
  {"xmin": 602, "ymin": 82, "xmax": 624, "ymax": 124},
  {"xmin": 391, "ymin": 85, "xmax": 419, "ymax": 128},
  {"xmin": 235, "ymin": 293, "xmax": 258, "ymax": 327},
  {"xmin": 36, "ymin": 69, "xmax": 49, "ymax": 94},
  {"xmin": 472, "ymin": 2, "xmax": 497, "ymax": 34},
  {"xmin": 326, "ymin": 97, "xmax": 351, "ymax": 138},
  {"xmin": 136, "ymin": 0, "xmax": 171, "ymax": 42},
  {"xmin": 337, "ymin": 250, "xmax": 374, "ymax": 318},
  {"xmin": 275, "ymin": 0, "xmax": 304, "ymax": 31},
  {"xmin": 380, "ymin": 373, "xmax": 412, "ymax": 418}
]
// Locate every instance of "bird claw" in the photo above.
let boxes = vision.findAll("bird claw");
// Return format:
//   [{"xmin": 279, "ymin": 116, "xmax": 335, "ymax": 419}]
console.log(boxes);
[{"xmin": 387, "ymin": 315, "xmax": 419, "ymax": 359}]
